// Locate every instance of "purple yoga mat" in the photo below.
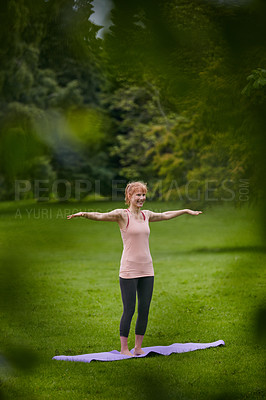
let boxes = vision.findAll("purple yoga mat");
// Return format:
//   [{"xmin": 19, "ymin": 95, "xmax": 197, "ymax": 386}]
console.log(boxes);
[{"xmin": 52, "ymin": 340, "xmax": 225, "ymax": 363}]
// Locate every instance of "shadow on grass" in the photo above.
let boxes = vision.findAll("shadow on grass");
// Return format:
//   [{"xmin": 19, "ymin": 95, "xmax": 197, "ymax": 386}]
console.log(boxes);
[{"xmin": 181, "ymin": 245, "xmax": 266, "ymax": 254}]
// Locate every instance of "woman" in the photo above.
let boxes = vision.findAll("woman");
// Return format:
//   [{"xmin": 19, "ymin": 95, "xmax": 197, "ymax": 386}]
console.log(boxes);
[{"xmin": 67, "ymin": 181, "xmax": 202, "ymax": 356}]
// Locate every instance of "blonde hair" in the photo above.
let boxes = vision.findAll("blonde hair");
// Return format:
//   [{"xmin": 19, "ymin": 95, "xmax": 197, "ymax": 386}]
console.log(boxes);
[{"xmin": 125, "ymin": 181, "xmax": 148, "ymax": 206}]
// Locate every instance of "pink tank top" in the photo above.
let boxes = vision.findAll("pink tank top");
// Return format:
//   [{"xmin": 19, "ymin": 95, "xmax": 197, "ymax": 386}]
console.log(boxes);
[{"xmin": 119, "ymin": 209, "xmax": 154, "ymax": 279}]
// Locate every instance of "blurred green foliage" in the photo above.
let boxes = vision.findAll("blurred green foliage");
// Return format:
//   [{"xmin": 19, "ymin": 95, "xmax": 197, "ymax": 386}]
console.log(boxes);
[
  {"xmin": 1, "ymin": 3, "xmax": 266, "ymax": 398},
  {"xmin": 0, "ymin": 0, "xmax": 266, "ymax": 204}
]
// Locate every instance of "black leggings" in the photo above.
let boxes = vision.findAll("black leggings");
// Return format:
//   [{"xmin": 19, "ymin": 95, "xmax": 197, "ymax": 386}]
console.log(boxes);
[{"xmin": 119, "ymin": 276, "xmax": 154, "ymax": 337}]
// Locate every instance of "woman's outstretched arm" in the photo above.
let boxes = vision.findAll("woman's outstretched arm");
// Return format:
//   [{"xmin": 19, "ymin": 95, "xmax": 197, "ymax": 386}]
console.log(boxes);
[
  {"xmin": 147, "ymin": 209, "xmax": 202, "ymax": 222},
  {"xmin": 67, "ymin": 209, "xmax": 124, "ymax": 222}
]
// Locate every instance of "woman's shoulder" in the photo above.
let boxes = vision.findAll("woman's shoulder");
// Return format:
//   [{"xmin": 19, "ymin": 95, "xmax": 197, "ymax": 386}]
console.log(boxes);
[
  {"xmin": 141, "ymin": 209, "xmax": 151, "ymax": 218},
  {"xmin": 111, "ymin": 208, "xmax": 128, "ymax": 218},
  {"xmin": 114, "ymin": 208, "xmax": 128, "ymax": 213}
]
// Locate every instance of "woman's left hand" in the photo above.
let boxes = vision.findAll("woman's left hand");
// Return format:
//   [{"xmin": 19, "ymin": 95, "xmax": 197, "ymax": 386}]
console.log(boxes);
[{"xmin": 187, "ymin": 210, "xmax": 202, "ymax": 216}]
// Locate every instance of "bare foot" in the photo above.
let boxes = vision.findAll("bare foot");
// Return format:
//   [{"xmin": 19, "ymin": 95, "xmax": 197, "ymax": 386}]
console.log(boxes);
[
  {"xmin": 134, "ymin": 347, "xmax": 145, "ymax": 356},
  {"xmin": 120, "ymin": 349, "xmax": 133, "ymax": 356}
]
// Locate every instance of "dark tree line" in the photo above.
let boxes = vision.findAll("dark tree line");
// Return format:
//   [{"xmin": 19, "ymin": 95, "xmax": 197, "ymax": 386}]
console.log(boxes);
[{"xmin": 1, "ymin": 0, "xmax": 266, "ymax": 204}]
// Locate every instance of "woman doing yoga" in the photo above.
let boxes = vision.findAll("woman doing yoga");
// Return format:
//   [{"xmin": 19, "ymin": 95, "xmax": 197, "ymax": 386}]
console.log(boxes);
[{"xmin": 67, "ymin": 181, "xmax": 202, "ymax": 356}]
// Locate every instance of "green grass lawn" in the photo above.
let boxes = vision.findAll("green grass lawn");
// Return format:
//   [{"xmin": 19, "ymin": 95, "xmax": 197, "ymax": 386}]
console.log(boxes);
[{"xmin": 0, "ymin": 200, "xmax": 265, "ymax": 399}]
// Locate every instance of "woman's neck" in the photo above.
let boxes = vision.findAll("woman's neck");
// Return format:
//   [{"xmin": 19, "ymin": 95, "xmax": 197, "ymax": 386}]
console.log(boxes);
[{"xmin": 128, "ymin": 205, "xmax": 141, "ymax": 215}]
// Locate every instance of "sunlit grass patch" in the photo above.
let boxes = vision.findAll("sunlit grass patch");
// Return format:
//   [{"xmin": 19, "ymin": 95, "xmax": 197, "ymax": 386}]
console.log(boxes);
[{"xmin": 0, "ymin": 201, "xmax": 265, "ymax": 399}]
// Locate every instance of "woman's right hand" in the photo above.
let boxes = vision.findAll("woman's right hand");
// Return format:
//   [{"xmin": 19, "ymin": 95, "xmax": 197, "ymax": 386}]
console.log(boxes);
[{"xmin": 67, "ymin": 212, "xmax": 83, "ymax": 219}]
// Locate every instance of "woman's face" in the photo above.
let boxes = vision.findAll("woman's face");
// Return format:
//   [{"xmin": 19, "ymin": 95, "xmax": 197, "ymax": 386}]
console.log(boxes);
[{"xmin": 129, "ymin": 189, "xmax": 146, "ymax": 208}]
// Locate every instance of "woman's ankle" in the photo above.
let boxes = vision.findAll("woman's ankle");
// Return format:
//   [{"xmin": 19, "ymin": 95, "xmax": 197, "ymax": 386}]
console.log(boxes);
[
  {"xmin": 134, "ymin": 334, "xmax": 144, "ymax": 349},
  {"xmin": 120, "ymin": 335, "xmax": 129, "ymax": 351}
]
